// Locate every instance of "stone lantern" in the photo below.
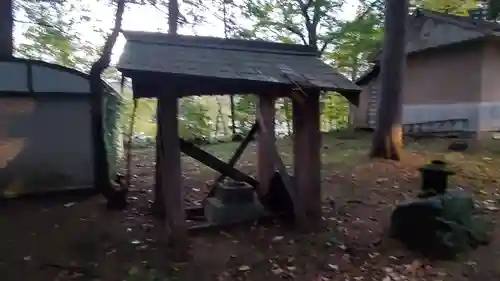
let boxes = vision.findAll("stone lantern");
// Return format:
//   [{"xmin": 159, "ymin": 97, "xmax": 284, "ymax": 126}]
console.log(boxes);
[{"xmin": 418, "ymin": 160, "xmax": 455, "ymax": 196}]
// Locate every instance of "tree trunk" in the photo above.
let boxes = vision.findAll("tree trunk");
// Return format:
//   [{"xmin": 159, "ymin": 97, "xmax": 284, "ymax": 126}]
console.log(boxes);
[
  {"xmin": 0, "ymin": 0, "xmax": 13, "ymax": 59},
  {"xmin": 370, "ymin": 0, "xmax": 408, "ymax": 161},
  {"xmin": 153, "ymin": 0, "xmax": 180, "ymax": 217},
  {"xmin": 169, "ymin": 0, "xmax": 179, "ymax": 34},
  {"xmin": 284, "ymin": 99, "xmax": 292, "ymax": 136},
  {"xmin": 230, "ymin": 95, "xmax": 237, "ymax": 139},
  {"xmin": 348, "ymin": 67, "xmax": 359, "ymax": 128},
  {"xmin": 90, "ymin": 0, "xmax": 127, "ymax": 209}
]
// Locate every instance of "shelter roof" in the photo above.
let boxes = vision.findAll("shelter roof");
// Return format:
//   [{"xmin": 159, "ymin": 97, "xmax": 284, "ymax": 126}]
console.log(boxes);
[
  {"xmin": 360, "ymin": 8, "xmax": 500, "ymax": 85},
  {"xmin": 0, "ymin": 57, "xmax": 118, "ymax": 98},
  {"xmin": 117, "ymin": 31, "xmax": 360, "ymax": 96}
]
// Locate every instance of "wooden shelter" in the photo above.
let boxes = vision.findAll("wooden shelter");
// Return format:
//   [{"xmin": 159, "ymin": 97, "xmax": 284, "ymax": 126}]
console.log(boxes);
[
  {"xmin": 0, "ymin": 58, "xmax": 123, "ymax": 198},
  {"xmin": 117, "ymin": 31, "xmax": 360, "ymax": 242},
  {"xmin": 353, "ymin": 9, "xmax": 500, "ymax": 137}
]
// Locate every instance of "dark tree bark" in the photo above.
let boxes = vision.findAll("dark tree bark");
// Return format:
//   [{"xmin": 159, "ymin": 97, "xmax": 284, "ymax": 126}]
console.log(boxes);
[
  {"xmin": 230, "ymin": 95, "xmax": 237, "ymax": 139},
  {"xmin": 168, "ymin": 0, "xmax": 179, "ymax": 34},
  {"xmin": 90, "ymin": 0, "xmax": 127, "ymax": 209},
  {"xmin": 152, "ymin": 0, "xmax": 180, "ymax": 217},
  {"xmin": 0, "ymin": 0, "xmax": 13, "ymax": 59},
  {"xmin": 369, "ymin": 0, "xmax": 408, "ymax": 161},
  {"xmin": 221, "ymin": 0, "xmax": 238, "ymax": 140},
  {"xmin": 284, "ymin": 99, "xmax": 292, "ymax": 136}
]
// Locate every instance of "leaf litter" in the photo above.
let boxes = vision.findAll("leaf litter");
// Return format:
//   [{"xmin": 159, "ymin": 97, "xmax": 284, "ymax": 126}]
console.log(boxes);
[{"xmin": 2, "ymin": 134, "xmax": 500, "ymax": 280}]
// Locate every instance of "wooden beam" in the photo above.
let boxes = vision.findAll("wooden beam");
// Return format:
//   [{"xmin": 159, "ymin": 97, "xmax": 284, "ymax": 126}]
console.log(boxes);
[
  {"xmin": 152, "ymin": 105, "xmax": 165, "ymax": 217},
  {"xmin": 257, "ymin": 94, "xmax": 276, "ymax": 196},
  {"xmin": 292, "ymin": 90, "xmax": 322, "ymax": 231},
  {"xmin": 207, "ymin": 122, "xmax": 259, "ymax": 197},
  {"xmin": 157, "ymin": 95, "xmax": 188, "ymax": 257},
  {"xmin": 179, "ymin": 139, "xmax": 258, "ymax": 187},
  {"xmin": 256, "ymin": 108, "xmax": 304, "ymax": 224}
]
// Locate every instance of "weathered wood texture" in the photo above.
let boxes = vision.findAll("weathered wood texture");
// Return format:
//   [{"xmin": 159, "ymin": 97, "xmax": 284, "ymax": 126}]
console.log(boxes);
[
  {"xmin": 156, "ymin": 95, "xmax": 188, "ymax": 254},
  {"xmin": 180, "ymin": 139, "xmax": 258, "ymax": 187},
  {"xmin": 257, "ymin": 94, "xmax": 276, "ymax": 197},
  {"xmin": 256, "ymin": 100, "xmax": 301, "ymax": 222},
  {"xmin": 292, "ymin": 90, "xmax": 321, "ymax": 230},
  {"xmin": 152, "ymin": 101, "xmax": 165, "ymax": 217},
  {"xmin": 256, "ymin": 94, "xmax": 276, "ymax": 195},
  {"xmin": 370, "ymin": 0, "xmax": 408, "ymax": 160},
  {"xmin": 117, "ymin": 32, "xmax": 361, "ymax": 100}
]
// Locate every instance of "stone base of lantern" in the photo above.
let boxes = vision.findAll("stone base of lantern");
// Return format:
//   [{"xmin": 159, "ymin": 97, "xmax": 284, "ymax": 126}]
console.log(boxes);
[
  {"xmin": 204, "ymin": 197, "xmax": 266, "ymax": 224},
  {"xmin": 204, "ymin": 181, "xmax": 266, "ymax": 224}
]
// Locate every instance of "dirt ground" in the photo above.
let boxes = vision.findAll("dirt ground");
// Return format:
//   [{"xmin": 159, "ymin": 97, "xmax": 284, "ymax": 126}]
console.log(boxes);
[{"xmin": 1, "ymin": 132, "xmax": 500, "ymax": 281}]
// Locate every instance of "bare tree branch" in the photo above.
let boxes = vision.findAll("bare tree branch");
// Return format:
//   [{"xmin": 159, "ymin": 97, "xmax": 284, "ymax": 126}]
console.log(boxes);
[
  {"xmin": 298, "ymin": 0, "xmax": 312, "ymax": 24},
  {"xmin": 320, "ymin": 36, "xmax": 336, "ymax": 53},
  {"xmin": 284, "ymin": 25, "xmax": 308, "ymax": 45},
  {"xmin": 89, "ymin": 0, "xmax": 128, "ymax": 209},
  {"xmin": 95, "ymin": 0, "xmax": 125, "ymax": 71},
  {"xmin": 260, "ymin": 20, "xmax": 308, "ymax": 45}
]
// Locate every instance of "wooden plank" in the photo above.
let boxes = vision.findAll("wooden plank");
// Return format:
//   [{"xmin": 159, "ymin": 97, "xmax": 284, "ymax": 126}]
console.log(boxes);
[
  {"xmin": 156, "ymin": 95, "xmax": 188, "ymax": 256},
  {"xmin": 179, "ymin": 139, "xmax": 258, "ymax": 187},
  {"xmin": 256, "ymin": 108, "xmax": 302, "ymax": 223},
  {"xmin": 292, "ymin": 90, "xmax": 321, "ymax": 231},
  {"xmin": 257, "ymin": 94, "xmax": 276, "ymax": 196},
  {"xmin": 207, "ymin": 122, "xmax": 259, "ymax": 197}
]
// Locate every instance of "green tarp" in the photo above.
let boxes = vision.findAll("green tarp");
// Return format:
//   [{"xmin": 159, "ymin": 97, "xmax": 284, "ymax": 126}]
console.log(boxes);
[{"xmin": 103, "ymin": 86, "xmax": 124, "ymax": 178}]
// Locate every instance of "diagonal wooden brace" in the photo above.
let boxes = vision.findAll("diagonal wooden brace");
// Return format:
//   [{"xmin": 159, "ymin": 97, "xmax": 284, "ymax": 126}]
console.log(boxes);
[
  {"xmin": 179, "ymin": 139, "xmax": 258, "ymax": 187},
  {"xmin": 206, "ymin": 122, "xmax": 259, "ymax": 197},
  {"xmin": 256, "ymin": 109, "xmax": 306, "ymax": 225}
]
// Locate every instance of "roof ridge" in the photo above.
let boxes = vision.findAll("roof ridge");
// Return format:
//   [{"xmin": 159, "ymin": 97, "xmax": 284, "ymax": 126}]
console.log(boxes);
[
  {"xmin": 415, "ymin": 8, "xmax": 500, "ymax": 35},
  {"xmin": 121, "ymin": 31, "xmax": 320, "ymax": 56}
]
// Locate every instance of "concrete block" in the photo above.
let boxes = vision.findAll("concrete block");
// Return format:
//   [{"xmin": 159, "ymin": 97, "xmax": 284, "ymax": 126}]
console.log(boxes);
[{"xmin": 204, "ymin": 196, "xmax": 266, "ymax": 224}]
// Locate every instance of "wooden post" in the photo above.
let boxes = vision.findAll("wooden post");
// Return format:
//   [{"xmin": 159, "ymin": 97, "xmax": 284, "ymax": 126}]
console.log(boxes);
[
  {"xmin": 257, "ymin": 94, "xmax": 276, "ymax": 197},
  {"xmin": 292, "ymin": 90, "xmax": 321, "ymax": 231},
  {"xmin": 0, "ymin": 0, "xmax": 13, "ymax": 59},
  {"xmin": 152, "ymin": 105, "xmax": 165, "ymax": 217},
  {"xmin": 156, "ymin": 95, "xmax": 188, "ymax": 259}
]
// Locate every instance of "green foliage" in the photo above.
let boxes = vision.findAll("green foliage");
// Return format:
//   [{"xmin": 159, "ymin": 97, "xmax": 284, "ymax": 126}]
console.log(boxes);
[
  {"xmin": 321, "ymin": 93, "xmax": 349, "ymax": 130},
  {"xmin": 243, "ymin": 0, "xmax": 346, "ymax": 52},
  {"xmin": 327, "ymin": 12, "xmax": 382, "ymax": 79},
  {"xmin": 478, "ymin": 0, "xmax": 500, "ymax": 20},
  {"xmin": 14, "ymin": 0, "xmax": 104, "ymax": 72},
  {"xmin": 241, "ymin": 0, "xmax": 373, "ymax": 133},
  {"xmin": 120, "ymin": 94, "xmax": 157, "ymax": 137},
  {"xmin": 413, "ymin": 0, "xmax": 478, "ymax": 15},
  {"xmin": 233, "ymin": 95, "xmax": 256, "ymax": 135},
  {"xmin": 178, "ymin": 96, "xmax": 212, "ymax": 140},
  {"xmin": 275, "ymin": 98, "xmax": 292, "ymax": 135}
]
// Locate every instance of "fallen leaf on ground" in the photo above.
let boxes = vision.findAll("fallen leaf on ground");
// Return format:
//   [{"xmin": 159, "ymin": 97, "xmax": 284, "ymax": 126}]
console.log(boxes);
[
  {"xmin": 272, "ymin": 236, "xmax": 284, "ymax": 242},
  {"xmin": 238, "ymin": 265, "xmax": 251, "ymax": 271}
]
